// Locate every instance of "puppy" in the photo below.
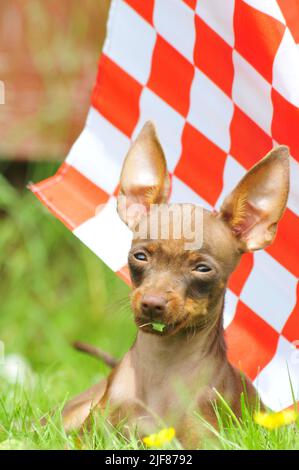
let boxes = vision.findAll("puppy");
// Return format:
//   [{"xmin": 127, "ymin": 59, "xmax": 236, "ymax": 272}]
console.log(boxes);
[{"xmin": 62, "ymin": 122, "xmax": 289, "ymax": 447}]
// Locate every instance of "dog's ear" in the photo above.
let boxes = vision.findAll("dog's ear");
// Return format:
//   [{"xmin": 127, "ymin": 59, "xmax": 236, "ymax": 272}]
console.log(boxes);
[
  {"xmin": 117, "ymin": 121, "xmax": 170, "ymax": 229},
  {"xmin": 219, "ymin": 146, "xmax": 289, "ymax": 251}
]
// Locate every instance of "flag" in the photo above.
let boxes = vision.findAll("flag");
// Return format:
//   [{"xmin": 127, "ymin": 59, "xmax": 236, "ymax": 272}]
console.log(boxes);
[{"xmin": 30, "ymin": 0, "xmax": 299, "ymax": 411}]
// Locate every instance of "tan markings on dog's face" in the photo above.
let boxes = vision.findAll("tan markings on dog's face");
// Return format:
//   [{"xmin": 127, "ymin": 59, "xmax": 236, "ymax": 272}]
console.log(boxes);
[
  {"xmin": 184, "ymin": 298, "xmax": 209, "ymax": 317},
  {"xmin": 128, "ymin": 206, "xmax": 241, "ymax": 336}
]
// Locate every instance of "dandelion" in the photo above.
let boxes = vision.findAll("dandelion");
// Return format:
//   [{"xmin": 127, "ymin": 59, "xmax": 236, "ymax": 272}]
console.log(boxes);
[
  {"xmin": 143, "ymin": 427, "xmax": 176, "ymax": 447},
  {"xmin": 254, "ymin": 409, "xmax": 297, "ymax": 429}
]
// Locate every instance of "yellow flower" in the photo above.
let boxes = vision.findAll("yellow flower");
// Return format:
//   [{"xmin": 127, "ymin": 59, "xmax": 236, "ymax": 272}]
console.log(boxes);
[
  {"xmin": 254, "ymin": 409, "xmax": 297, "ymax": 429},
  {"xmin": 143, "ymin": 427, "xmax": 176, "ymax": 448}
]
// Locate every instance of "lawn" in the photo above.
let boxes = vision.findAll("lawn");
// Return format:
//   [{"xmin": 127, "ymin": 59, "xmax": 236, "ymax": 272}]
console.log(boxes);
[{"xmin": 0, "ymin": 164, "xmax": 298, "ymax": 450}]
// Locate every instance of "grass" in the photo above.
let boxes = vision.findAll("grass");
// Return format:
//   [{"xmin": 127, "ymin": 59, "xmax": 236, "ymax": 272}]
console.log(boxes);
[{"xmin": 0, "ymin": 164, "xmax": 298, "ymax": 450}]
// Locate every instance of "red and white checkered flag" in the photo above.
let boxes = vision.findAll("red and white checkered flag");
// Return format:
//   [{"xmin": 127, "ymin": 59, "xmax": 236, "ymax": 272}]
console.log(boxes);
[{"xmin": 30, "ymin": 0, "xmax": 299, "ymax": 411}]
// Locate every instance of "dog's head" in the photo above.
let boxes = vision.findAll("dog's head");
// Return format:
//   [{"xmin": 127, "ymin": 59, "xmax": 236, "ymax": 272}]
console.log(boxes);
[{"xmin": 117, "ymin": 122, "xmax": 289, "ymax": 336}]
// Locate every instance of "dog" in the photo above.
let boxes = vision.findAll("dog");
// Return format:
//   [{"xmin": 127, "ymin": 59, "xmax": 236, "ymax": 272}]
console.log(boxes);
[{"xmin": 61, "ymin": 122, "xmax": 289, "ymax": 447}]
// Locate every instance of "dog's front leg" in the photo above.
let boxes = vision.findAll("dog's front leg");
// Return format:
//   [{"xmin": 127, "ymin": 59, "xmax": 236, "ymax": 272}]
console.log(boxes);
[{"xmin": 62, "ymin": 379, "xmax": 107, "ymax": 432}]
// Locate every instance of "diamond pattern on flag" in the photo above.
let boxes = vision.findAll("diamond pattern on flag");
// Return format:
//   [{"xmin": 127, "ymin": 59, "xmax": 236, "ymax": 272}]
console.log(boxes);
[{"xmin": 30, "ymin": 0, "xmax": 299, "ymax": 411}]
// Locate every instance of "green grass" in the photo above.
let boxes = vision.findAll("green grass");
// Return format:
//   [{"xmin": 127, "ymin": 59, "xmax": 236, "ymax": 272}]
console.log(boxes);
[{"xmin": 0, "ymin": 167, "xmax": 298, "ymax": 450}]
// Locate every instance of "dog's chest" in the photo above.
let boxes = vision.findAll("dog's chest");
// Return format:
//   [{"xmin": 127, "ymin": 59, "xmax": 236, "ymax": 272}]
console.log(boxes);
[{"xmin": 108, "ymin": 351, "xmax": 209, "ymax": 430}]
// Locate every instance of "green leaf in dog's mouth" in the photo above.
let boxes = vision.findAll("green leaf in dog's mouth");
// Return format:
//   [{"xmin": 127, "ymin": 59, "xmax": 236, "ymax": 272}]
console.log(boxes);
[{"xmin": 151, "ymin": 322, "xmax": 166, "ymax": 332}]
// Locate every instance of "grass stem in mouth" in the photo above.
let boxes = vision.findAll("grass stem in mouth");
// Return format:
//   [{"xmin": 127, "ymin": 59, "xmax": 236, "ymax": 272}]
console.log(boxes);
[{"xmin": 139, "ymin": 322, "xmax": 152, "ymax": 329}]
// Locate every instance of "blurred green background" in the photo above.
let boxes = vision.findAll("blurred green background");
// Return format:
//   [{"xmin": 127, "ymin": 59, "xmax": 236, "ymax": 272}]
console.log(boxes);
[
  {"xmin": 0, "ymin": 161, "xmax": 134, "ymax": 411},
  {"xmin": 0, "ymin": 0, "xmax": 130, "ymax": 400}
]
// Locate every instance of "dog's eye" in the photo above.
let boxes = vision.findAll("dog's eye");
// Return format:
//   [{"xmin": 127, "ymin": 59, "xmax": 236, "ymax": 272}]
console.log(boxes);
[
  {"xmin": 134, "ymin": 252, "xmax": 148, "ymax": 262},
  {"xmin": 194, "ymin": 264, "xmax": 211, "ymax": 273}
]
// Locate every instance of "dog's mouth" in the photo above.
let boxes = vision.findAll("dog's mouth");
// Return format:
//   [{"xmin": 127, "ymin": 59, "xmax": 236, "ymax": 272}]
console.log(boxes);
[{"xmin": 135, "ymin": 317, "xmax": 186, "ymax": 336}]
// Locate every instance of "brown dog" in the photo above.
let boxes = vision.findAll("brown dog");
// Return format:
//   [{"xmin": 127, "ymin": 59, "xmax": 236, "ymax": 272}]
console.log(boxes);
[{"xmin": 62, "ymin": 122, "xmax": 289, "ymax": 447}]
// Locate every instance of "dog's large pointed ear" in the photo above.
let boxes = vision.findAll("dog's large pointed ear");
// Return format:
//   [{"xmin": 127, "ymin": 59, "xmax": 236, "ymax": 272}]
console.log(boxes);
[
  {"xmin": 117, "ymin": 121, "xmax": 170, "ymax": 229},
  {"xmin": 219, "ymin": 146, "xmax": 289, "ymax": 251}
]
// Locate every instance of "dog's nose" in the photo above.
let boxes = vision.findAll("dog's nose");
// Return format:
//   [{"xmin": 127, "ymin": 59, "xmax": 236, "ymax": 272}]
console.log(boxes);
[{"xmin": 141, "ymin": 295, "xmax": 167, "ymax": 318}]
